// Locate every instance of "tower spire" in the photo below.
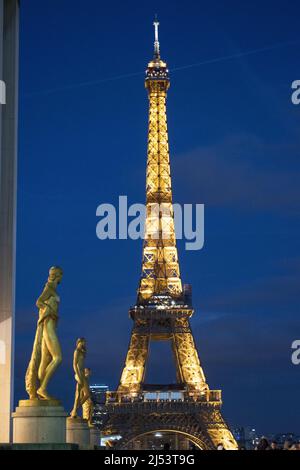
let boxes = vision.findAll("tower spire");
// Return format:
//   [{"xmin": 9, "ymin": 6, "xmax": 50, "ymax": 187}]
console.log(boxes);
[{"xmin": 153, "ymin": 15, "xmax": 160, "ymax": 59}]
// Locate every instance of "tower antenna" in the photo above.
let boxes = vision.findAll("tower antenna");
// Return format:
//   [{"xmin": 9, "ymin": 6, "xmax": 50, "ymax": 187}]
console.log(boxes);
[{"xmin": 153, "ymin": 15, "xmax": 160, "ymax": 58}]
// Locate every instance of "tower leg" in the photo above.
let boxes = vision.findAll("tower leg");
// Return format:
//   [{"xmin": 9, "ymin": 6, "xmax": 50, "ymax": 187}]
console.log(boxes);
[
  {"xmin": 172, "ymin": 318, "xmax": 208, "ymax": 393},
  {"xmin": 118, "ymin": 330, "xmax": 149, "ymax": 394},
  {"xmin": 198, "ymin": 409, "xmax": 238, "ymax": 450}
]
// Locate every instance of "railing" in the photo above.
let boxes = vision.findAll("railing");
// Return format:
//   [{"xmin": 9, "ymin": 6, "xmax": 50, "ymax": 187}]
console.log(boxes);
[
  {"xmin": 106, "ymin": 389, "xmax": 221, "ymax": 405},
  {"xmin": 129, "ymin": 306, "xmax": 194, "ymax": 320}
]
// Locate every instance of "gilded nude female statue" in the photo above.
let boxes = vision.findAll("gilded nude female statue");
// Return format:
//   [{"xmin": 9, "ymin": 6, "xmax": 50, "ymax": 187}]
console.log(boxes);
[
  {"xmin": 25, "ymin": 266, "xmax": 63, "ymax": 400},
  {"xmin": 70, "ymin": 338, "xmax": 91, "ymax": 419}
]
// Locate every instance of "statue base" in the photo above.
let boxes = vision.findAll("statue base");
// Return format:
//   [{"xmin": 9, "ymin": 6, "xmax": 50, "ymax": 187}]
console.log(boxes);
[
  {"xmin": 12, "ymin": 400, "xmax": 68, "ymax": 444},
  {"xmin": 18, "ymin": 398, "xmax": 61, "ymax": 407},
  {"xmin": 66, "ymin": 417, "xmax": 90, "ymax": 448},
  {"xmin": 89, "ymin": 427, "xmax": 101, "ymax": 447}
]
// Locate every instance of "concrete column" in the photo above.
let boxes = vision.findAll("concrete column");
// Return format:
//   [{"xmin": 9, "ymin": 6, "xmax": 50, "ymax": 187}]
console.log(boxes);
[{"xmin": 0, "ymin": 0, "xmax": 19, "ymax": 443}]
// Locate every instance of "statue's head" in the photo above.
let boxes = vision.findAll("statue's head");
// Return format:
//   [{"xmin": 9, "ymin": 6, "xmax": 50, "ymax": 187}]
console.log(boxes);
[
  {"xmin": 48, "ymin": 266, "xmax": 63, "ymax": 284},
  {"xmin": 76, "ymin": 337, "xmax": 87, "ymax": 352}
]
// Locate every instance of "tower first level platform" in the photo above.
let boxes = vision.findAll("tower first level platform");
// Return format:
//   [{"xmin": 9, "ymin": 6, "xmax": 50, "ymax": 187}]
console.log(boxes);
[{"xmin": 104, "ymin": 390, "xmax": 236, "ymax": 450}]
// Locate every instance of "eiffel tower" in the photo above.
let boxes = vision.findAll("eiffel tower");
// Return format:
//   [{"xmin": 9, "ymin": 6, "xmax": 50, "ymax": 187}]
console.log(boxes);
[{"xmin": 103, "ymin": 19, "xmax": 238, "ymax": 450}]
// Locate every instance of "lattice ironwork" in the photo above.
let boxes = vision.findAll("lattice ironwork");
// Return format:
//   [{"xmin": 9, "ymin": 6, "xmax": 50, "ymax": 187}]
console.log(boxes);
[
  {"xmin": 118, "ymin": 312, "xmax": 209, "ymax": 394},
  {"xmin": 137, "ymin": 47, "xmax": 182, "ymax": 303},
  {"xmin": 104, "ymin": 403, "xmax": 237, "ymax": 450},
  {"xmin": 103, "ymin": 20, "xmax": 238, "ymax": 451}
]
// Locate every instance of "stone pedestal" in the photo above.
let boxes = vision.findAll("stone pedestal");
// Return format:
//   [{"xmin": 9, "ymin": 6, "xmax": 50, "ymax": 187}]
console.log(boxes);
[
  {"xmin": 12, "ymin": 400, "xmax": 67, "ymax": 444},
  {"xmin": 66, "ymin": 417, "xmax": 90, "ymax": 448},
  {"xmin": 89, "ymin": 427, "xmax": 101, "ymax": 447}
]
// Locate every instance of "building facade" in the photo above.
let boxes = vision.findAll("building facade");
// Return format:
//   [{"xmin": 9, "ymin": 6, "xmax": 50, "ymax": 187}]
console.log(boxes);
[
  {"xmin": 0, "ymin": 0, "xmax": 19, "ymax": 443},
  {"xmin": 90, "ymin": 384, "xmax": 109, "ymax": 429}
]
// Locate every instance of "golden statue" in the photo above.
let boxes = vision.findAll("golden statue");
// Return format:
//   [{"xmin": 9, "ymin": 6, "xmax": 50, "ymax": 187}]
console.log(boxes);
[
  {"xmin": 82, "ymin": 368, "xmax": 94, "ymax": 427},
  {"xmin": 25, "ymin": 266, "xmax": 63, "ymax": 400},
  {"xmin": 70, "ymin": 338, "xmax": 91, "ymax": 419}
]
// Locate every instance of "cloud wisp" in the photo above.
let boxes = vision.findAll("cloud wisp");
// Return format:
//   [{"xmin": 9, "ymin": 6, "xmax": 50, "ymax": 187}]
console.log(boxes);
[{"xmin": 173, "ymin": 134, "xmax": 300, "ymax": 214}]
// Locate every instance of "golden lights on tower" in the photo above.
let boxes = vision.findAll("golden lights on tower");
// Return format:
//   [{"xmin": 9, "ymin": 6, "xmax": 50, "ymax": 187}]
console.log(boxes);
[
  {"xmin": 138, "ymin": 18, "xmax": 182, "ymax": 303},
  {"xmin": 103, "ymin": 20, "xmax": 238, "ymax": 451}
]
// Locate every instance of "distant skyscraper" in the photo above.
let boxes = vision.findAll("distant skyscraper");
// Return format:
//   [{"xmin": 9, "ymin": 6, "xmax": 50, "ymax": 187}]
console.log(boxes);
[
  {"xmin": 90, "ymin": 384, "xmax": 109, "ymax": 428},
  {"xmin": 232, "ymin": 426, "xmax": 258, "ymax": 449}
]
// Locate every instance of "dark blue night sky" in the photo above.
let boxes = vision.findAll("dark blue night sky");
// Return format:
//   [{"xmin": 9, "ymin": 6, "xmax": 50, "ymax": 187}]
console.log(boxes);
[{"xmin": 15, "ymin": 0, "xmax": 300, "ymax": 435}]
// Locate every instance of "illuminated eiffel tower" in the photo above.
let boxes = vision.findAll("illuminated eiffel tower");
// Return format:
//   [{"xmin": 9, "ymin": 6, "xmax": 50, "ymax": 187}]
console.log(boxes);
[{"xmin": 103, "ymin": 19, "xmax": 237, "ymax": 450}]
